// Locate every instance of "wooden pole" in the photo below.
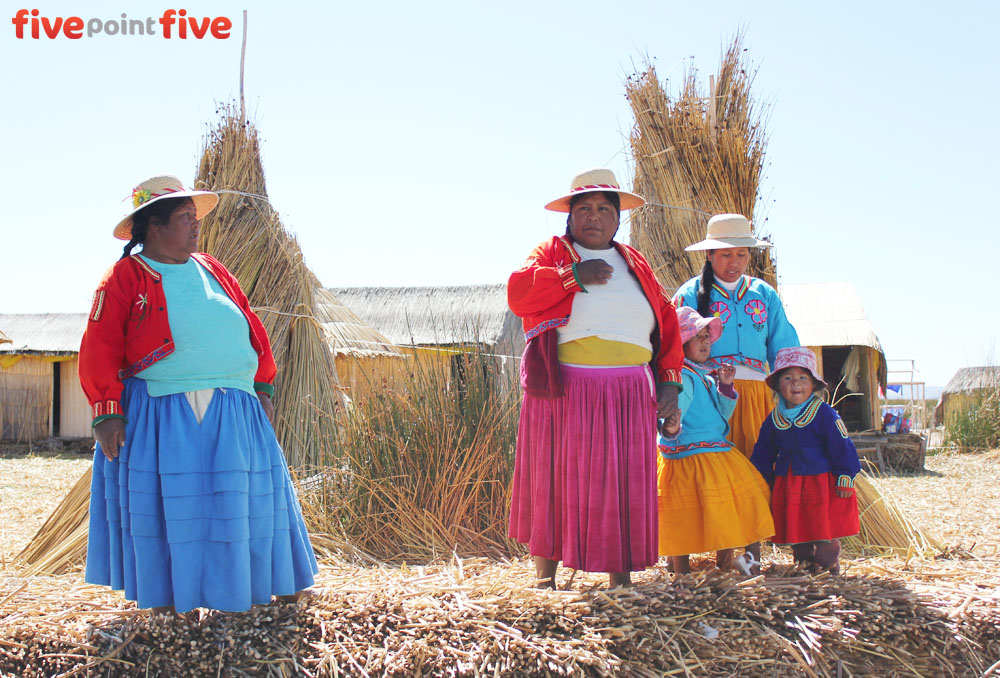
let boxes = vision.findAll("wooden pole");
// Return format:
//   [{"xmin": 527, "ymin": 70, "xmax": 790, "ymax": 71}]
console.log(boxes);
[
  {"xmin": 708, "ymin": 74, "xmax": 717, "ymax": 141},
  {"xmin": 239, "ymin": 10, "xmax": 247, "ymax": 127}
]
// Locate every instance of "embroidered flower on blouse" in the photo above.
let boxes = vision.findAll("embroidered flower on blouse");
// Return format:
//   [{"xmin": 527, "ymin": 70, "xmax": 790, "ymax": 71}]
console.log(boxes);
[
  {"xmin": 745, "ymin": 299, "xmax": 767, "ymax": 325},
  {"xmin": 709, "ymin": 301, "xmax": 730, "ymax": 324},
  {"xmin": 132, "ymin": 188, "xmax": 152, "ymax": 208}
]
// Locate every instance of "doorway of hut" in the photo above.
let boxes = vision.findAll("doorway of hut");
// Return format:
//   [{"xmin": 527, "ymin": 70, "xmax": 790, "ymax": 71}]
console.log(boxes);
[{"xmin": 818, "ymin": 346, "xmax": 869, "ymax": 432}]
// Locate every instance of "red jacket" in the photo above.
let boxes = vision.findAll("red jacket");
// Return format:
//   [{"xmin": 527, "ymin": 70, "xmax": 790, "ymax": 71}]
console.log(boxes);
[
  {"xmin": 79, "ymin": 252, "xmax": 277, "ymax": 425},
  {"xmin": 508, "ymin": 235, "xmax": 683, "ymax": 389}
]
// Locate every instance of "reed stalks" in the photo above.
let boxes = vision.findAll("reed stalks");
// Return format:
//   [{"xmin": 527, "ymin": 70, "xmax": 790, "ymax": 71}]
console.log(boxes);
[
  {"xmin": 626, "ymin": 32, "xmax": 776, "ymax": 291},
  {"xmin": 194, "ymin": 103, "xmax": 344, "ymax": 468},
  {"xmin": 843, "ymin": 471, "xmax": 941, "ymax": 557},
  {"xmin": 299, "ymin": 329, "xmax": 521, "ymax": 563},
  {"xmin": 944, "ymin": 382, "xmax": 1000, "ymax": 453}
]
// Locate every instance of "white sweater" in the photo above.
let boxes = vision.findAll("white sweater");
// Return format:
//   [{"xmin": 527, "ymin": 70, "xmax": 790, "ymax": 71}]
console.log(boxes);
[{"xmin": 557, "ymin": 244, "xmax": 654, "ymax": 351}]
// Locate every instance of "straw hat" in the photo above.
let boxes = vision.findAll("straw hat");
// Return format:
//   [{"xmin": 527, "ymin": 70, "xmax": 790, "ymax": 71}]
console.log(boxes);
[
  {"xmin": 684, "ymin": 213, "xmax": 772, "ymax": 251},
  {"xmin": 544, "ymin": 168, "xmax": 645, "ymax": 213},
  {"xmin": 676, "ymin": 306, "xmax": 722, "ymax": 345},
  {"xmin": 765, "ymin": 347, "xmax": 827, "ymax": 390},
  {"xmin": 113, "ymin": 175, "xmax": 219, "ymax": 240}
]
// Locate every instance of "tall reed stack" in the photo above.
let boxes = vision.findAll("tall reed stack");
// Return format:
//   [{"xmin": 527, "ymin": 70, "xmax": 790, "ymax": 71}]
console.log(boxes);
[
  {"xmin": 194, "ymin": 103, "xmax": 344, "ymax": 467},
  {"xmin": 626, "ymin": 34, "xmax": 775, "ymax": 291}
]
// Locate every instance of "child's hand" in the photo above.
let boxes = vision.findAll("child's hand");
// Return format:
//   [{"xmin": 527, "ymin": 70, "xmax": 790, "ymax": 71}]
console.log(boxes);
[
  {"xmin": 835, "ymin": 475, "xmax": 855, "ymax": 499},
  {"xmin": 715, "ymin": 363, "xmax": 735, "ymax": 386},
  {"xmin": 660, "ymin": 412, "xmax": 681, "ymax": 437}
]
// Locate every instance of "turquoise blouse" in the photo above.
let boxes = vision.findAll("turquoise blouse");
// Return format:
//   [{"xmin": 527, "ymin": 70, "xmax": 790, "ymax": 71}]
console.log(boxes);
[
  {"xmin": 673, "ymin": 275, "xmax": 799, "ymax": 375},
  {"xmin": 658, "ymin": 359, "xmax": 737, "ymax": 459},
  {"xmin": 136, "ymin": 256, "xmax": 258, "ymax": 397}
]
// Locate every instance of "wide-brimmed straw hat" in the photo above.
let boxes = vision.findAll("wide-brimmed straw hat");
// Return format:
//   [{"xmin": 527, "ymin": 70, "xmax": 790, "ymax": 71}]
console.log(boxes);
[
  {"xmin": 544, "ymin": 168, "xmax": 645, "ymax": 213},
  {"xmin": 676, "ymin": 306, "xmax": 722, "ymax": 345},
  {"xmin": 113, "ymin": 175, "xmax": 219, "ymax": 240},
  {"xmin": 765, "ymin": 346, "xmax": 827, "ymax": 390},
  {"xmin": 684, "ymin": 213, "xmax": 773, "ymax": 251}
]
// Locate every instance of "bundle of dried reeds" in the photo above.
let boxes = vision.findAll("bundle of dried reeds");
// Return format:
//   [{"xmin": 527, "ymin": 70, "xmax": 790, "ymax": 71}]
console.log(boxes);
[
  {"xmin": 3, "ymin": 558, "xmax": 997, "ymax": 677},
  {"xmin": 14, "ymin": 468, "xmax": 91, "ymax": 576},
  {"xmin": 844, "ymin": 472, "xmax": 942, "ymax": 557},
  {"xmin": 194, "ymin": 102, "xmax": 344, "ymax": 468},
  {"xmin": 626, "ymin": 33, "xmax": 775, "ymax": 291}
]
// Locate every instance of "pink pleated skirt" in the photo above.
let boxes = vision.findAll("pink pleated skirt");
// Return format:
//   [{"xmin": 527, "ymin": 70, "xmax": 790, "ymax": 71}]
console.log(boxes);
[{"xmin": 508, "ymin": 364, "xmax": 658, "ymax": 573}]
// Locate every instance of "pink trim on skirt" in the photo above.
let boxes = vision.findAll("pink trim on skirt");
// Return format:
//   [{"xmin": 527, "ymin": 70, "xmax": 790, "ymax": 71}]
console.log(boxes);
[{"xmin": 508, "ymin": 364, "xmax": 658, "ymax": 572}]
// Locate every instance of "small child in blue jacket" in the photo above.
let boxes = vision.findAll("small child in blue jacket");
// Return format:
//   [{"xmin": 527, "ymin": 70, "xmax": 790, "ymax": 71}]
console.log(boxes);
[{"xmin": 751, "ymin": 347, "xmax": 861, "ymax": 574}]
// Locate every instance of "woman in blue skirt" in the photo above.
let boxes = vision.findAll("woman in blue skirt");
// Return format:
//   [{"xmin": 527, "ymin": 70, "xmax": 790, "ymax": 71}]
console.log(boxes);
[{"xmin": 79, "ymin": 175, "xmax": 318, "ymax": 613}]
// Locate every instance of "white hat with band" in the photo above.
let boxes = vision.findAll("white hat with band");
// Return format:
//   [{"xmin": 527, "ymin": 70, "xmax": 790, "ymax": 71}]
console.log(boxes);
[
  {"xmin": 113, "ymin": 175, "xmax": 219, "ymax": 241},
  {"xmin": 685, "ymin": 213, "xmax": 772, "ymax": 251},
  {"xmin": 544, "ymin": 168, "xmax": 645, "ymax": 213}
]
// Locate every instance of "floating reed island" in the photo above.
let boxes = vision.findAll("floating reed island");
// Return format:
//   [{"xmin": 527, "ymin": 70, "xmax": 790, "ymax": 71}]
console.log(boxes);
[{"xmin": 2, "ymin": 557, "xmax": 998, "ymax": 677}]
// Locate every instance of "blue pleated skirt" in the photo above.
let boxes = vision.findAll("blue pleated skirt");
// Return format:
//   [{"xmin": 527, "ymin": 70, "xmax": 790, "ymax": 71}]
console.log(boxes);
[{"xmin": 86, "ymin": 379, "xmax": 318, "ymax": 612}]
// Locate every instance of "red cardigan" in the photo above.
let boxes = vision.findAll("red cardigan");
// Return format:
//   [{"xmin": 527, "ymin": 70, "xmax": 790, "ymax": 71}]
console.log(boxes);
[
  {"xmin": 78, "ymin": 252, "xmax": 277, "ymax": 425},
  {"xmin": 508, "ymin": 235, "xmax": 683, "ymax": 389}
]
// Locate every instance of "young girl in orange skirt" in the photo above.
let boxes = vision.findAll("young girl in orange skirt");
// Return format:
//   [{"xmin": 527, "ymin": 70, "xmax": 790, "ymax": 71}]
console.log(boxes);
[
  {"xmin": 751, "ymin": 347, "xmax": 861, "ymax": 574},
  {"xmin": 657, "ymin": 307, "xmax": 775, "ymax": 575}
]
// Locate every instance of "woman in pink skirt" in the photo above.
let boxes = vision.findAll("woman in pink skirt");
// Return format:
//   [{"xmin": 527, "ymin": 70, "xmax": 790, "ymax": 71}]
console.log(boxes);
[{"xmin": 507, "ymin": 168, "xmax": 684, "ymax": 588}]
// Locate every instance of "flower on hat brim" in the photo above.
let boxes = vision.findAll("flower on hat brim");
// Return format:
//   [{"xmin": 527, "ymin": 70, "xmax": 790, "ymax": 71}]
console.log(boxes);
[{"xmin": 132, "ymin": 188, "xmax": 152, "ymax": 209}]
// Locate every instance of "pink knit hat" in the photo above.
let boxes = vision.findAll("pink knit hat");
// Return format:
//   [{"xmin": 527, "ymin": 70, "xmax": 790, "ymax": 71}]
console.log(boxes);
[
  {"xmin": 677, "ymin": 306, "xmax": 722, "ymax": 345},
  {"xmin": 765, "ymin": 347, "xmax": 827, "ymax": 390}
]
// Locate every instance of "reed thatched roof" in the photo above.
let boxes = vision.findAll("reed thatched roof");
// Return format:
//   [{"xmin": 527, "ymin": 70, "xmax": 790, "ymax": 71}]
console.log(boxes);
[
  {"xmin": 329, "ymin": 284, "xmax": 518, "ymax": 348},
  {"xmin": 313, "ymin": 288, "xmax": 401, "ymax": 358},
  {"xmin": 0, "ymin": 314, "xmax": 87, "ymax": 355},
  {"xmin": 780, "ymin": 283, "xmax": 883, "ymax": 352},
  {"xmin": 942, "ymin": 366, "xmax": 1000, "ymax": 395}
]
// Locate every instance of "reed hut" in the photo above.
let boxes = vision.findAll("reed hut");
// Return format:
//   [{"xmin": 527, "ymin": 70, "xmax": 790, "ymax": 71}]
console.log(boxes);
[
  {"xmin": 780, "ymin": 282, "xmax": 887, "ymax": 432},
  {"xmin": 0, "ymin": 313, "xmax": 91, "ymax": 440},
  {"xmin": 626, "ymin": 33, "xmax": 776, "ymax": 292},
  {"xmin": 312, "ymin": 287, "xmax": 403, "ymax": 401},
  {"xmin": 937, "ymin": 366, "xmax": 1000, "ymax": 427},
  {"xmin": 330, "ymin": 284, "xmax": 523, "ymax": 394}
]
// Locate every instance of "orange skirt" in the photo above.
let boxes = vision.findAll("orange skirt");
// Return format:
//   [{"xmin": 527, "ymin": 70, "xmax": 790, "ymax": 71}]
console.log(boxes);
[
  {"xmin": 656, "ymin": 447, "xmax": 775, "ymax": 556},
  {"xmin": 729, "ymin": 379, "xmax": 772, "ymax": 458}
]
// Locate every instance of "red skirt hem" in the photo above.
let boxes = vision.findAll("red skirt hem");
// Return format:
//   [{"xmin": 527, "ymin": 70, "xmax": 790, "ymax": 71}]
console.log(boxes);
[{"xmin": 771, "ymin": 471, "xmax": 859, "ymax": 544}]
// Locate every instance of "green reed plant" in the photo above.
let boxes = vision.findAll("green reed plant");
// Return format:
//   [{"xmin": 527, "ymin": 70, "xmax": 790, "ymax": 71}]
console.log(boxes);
[{"xmin": 944, "ymin": 385, "xmax": 1000, "ymax": 453}]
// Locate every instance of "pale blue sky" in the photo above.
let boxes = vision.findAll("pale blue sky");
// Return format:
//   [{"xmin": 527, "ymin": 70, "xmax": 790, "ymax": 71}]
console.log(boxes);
[{"xmin": 2, "ymin": 1, "xmax": 997, "ymax": 386}]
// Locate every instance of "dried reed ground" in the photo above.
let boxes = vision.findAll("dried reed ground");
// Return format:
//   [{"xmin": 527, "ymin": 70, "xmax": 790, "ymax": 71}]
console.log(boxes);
[
  {"xmin": 2, "ymin": 445, "xmax": 998, "ymax": 675},
  {"xmin": 0, "ymin": 445, "xmax": 91, "ymax": 569}
]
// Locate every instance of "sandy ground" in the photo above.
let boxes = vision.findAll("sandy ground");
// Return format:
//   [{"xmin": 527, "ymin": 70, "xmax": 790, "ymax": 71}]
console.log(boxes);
[{"xmin": 0, "ymin": 442, "xmax": 92, "ymax": 567}]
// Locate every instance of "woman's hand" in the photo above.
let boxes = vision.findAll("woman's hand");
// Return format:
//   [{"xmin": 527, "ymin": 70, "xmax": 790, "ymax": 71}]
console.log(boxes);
[
  {"xmin": 258, "ymin": 393, "xmax": 275, "ymax": 423},
  {"xmin": 835, "ymin": 486, "xmax": 854, "ymax": 499},
  {"xmin": 715, "ymin": 363, "xmax": 735, "ymax": 386},
  {"xmin": 93, "ymin": 418, "xmax": 126, "ymax": 461},
  {"xmin": 656, "ymin": 383, "xmax": 679, "ymax": 424},
  {"xmin": 575, "ymin": 260, "xmax": 613, "ymax": 286}
]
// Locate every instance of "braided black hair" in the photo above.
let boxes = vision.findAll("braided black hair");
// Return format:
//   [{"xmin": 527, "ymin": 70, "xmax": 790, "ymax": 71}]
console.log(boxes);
[
  {"xmin": 120, "ymin": 197, "xmax": 191, "ymax": 259},
  {"xmin": 696, "ymin": 256, "xmax": 715, "ymax": 317}
]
